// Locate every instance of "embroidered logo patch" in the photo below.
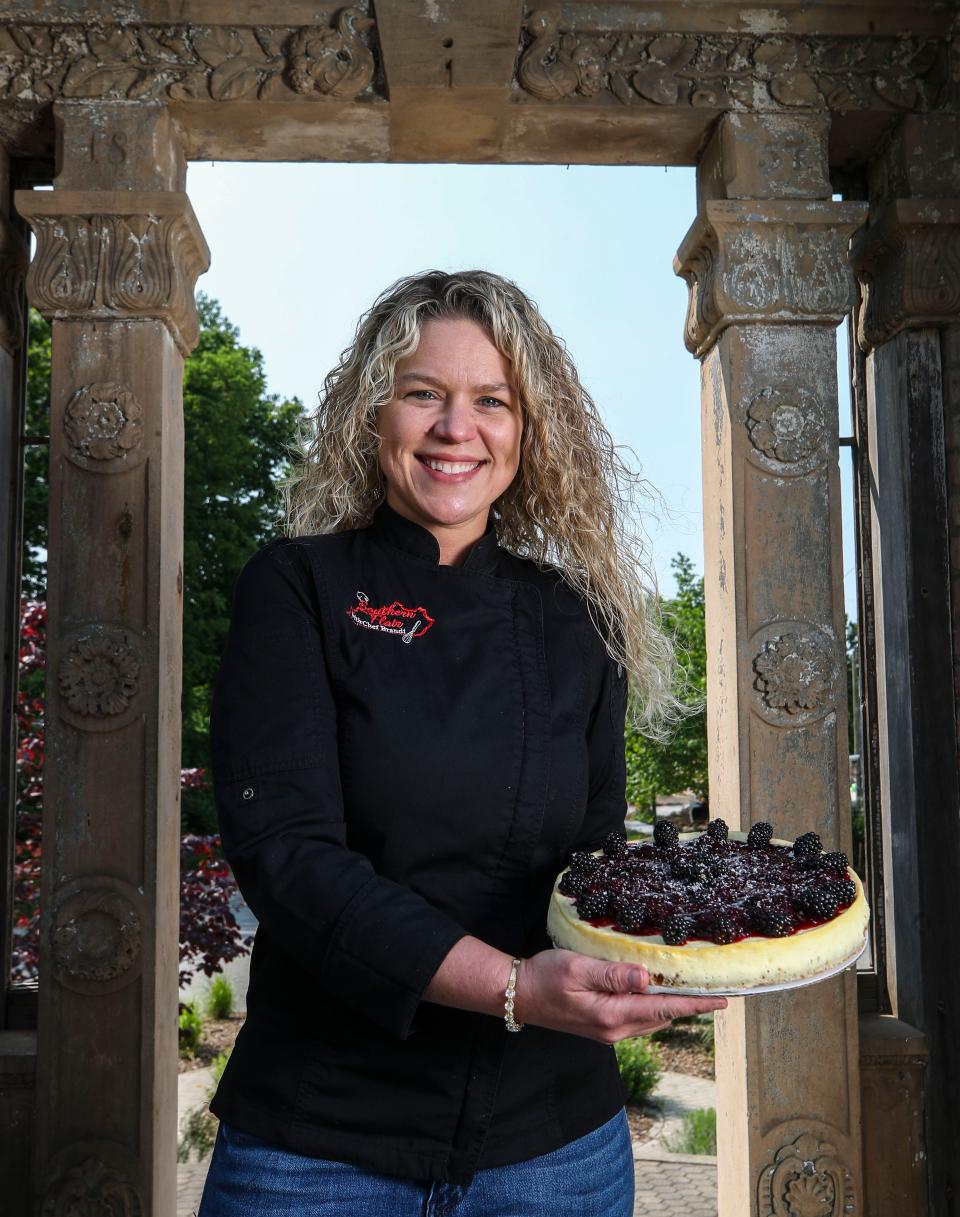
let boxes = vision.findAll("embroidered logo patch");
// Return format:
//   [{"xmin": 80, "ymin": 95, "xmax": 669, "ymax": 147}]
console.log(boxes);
[{"xmin": 346, "ymin": 591, "xmax": 435, "ymax": 644}]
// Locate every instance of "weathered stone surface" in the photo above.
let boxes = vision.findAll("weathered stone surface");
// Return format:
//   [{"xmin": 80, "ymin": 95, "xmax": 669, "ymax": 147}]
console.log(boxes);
[
  {"xmin": 18, "ymin": 99, "xmax": 207, "ymax": 1217},
  {"xmin": 680, "ymin": 114, "xmax": 863, "ymax": 1217}
]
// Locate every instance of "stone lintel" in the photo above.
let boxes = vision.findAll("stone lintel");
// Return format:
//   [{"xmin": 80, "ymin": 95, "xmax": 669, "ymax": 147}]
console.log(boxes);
[
  {"xmin": 674, "ymin": 198, "xmax": 868, "ymax": 357},
  {"xmin": 853, "ymin": 198, "xmax": 960, "ymax": 350},
  {"xmin": 13, "ymin": 188, "xmax": 210, "ymax": 356}
]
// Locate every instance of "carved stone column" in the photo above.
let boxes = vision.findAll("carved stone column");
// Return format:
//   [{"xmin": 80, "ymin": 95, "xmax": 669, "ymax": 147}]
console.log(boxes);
[
  {"xmin": 14, "ymin": 101, "xmax": 208, "ymax": 1217},
  {"xmin": 851, "ymin": 112, "xmax": 960, "ymax": 1217},
  {"xmin": 674, "ymin": 113, "xmax": 867, "ymax": 1217}
]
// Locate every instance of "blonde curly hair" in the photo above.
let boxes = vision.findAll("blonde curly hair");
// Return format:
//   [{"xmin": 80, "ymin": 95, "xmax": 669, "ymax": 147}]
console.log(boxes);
[{"xmin": 279, "ymin": 269, "xmax": 690, "ymax": 739}]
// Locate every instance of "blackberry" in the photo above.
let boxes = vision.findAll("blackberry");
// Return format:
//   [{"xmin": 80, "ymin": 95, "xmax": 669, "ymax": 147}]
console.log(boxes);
[
  {"xmin": 704, "ymin": 913, "xmax": 739, "ymax": 945},
  {"xmin": 661, "ymin": 914, "xmax": 694, "ymax": 946},
  {"xmin": 748, "ymin": 902, "xmax": 794, "ymax": 937},
  {"xmin": 793, "ymin": 831, "xmax": 823, "ymax": 859},
  {"xmin": 576, "ymin": 889, "xmax": 612, "ymax": 920},
  {"xmin": 653, "ymin": 821, "xmax": 679, "ymax": 850},
  {"xmin": 819, "ymin": 851, "xmax": 849, "ymax": 877},
  {"xmin": 795, "ymin": 886, "xmax": 839, "ymax": 921},
  {"xmin": 824, "ymin": 878, "xmax": 857, "ymax": 906},
  {"xmin": 747, "ymin": 821, "xmax": 774, "ymax": 849},
  {"xmin": 706, "ymin": 818, "xmax": 729, "ymax": 842},
  {"xmin": 614, "ymin": 897, "xmax": 650, "ymax": 932},
  {"xmin": 568, "ymin": 851, "xmax": 601, "ymax": 876},
  {"xmin": 602, "ymin": 831, "xmax": 629, "ymax": 857},
  {"xmin": 671, "ymin": 857, "xmax": 708, "ymax": 883},
  {"xmin": 558, "ymin": 870, "xmax": 588, "ymax": 897}
]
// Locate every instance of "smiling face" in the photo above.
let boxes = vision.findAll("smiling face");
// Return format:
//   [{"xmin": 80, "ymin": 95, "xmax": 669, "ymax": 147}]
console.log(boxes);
[{"xmin": 376, "ymin": 317, "xmax": 523, "ymax": 565}]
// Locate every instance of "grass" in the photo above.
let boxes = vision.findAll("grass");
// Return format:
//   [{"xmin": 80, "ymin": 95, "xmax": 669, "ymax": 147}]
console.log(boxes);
[
  {"xmin": 177, "ymin": 1048, "xmax": 233, "ymax": 1164},
  {"xmin": 664, "ymin": 1107, "xmax": 717, "ymax": 1155}
]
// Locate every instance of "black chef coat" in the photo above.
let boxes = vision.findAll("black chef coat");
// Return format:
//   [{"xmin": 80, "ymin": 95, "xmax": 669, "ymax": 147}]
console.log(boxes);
[{"xmin": 208, "ymin": 501, "xmax": 629, "ymax": 1186}]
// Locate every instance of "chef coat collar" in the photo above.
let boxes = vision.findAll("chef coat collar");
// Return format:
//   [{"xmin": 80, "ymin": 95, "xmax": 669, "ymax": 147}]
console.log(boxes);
[{"xmin": 369, "ymin": 501, "xmax": 501, "ymax": 573}]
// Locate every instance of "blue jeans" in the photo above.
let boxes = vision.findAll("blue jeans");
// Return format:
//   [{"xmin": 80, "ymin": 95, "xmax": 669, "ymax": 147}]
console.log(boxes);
[{"xmin": 197, "ymin": 1109, "xmax": 634, "ymax": 1217}]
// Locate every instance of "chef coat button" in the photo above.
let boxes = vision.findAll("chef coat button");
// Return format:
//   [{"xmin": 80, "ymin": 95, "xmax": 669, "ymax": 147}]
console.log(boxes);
[{"xmin": 242, "ymin": 786, "xmax": 255, "ymax": 800}]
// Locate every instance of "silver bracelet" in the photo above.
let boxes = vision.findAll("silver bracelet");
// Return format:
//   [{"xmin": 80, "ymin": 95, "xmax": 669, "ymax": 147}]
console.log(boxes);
[{"xmin": 504, "ymin": 957, "xmax": 524, "ymax": 1032}]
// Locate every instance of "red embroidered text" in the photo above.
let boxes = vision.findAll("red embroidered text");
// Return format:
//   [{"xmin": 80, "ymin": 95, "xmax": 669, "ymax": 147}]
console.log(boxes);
[{"xmin": 346, "ymin": 591, "xmax": 435, "ymax": 644}]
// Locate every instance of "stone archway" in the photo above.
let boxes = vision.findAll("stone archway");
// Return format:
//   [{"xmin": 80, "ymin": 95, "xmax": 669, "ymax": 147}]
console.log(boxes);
[{"xmin": 0, "ymin": 5, "xmax": 957, "ymax": 1215}]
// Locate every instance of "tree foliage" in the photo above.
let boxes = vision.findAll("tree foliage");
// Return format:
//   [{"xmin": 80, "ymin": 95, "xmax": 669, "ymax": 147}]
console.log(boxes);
[
  {"xmin": 624, "ymin": 554, "xmax": 708, "ymax": 817},
  {"xmin": 22, "ymin": 295, "xmax": 305, "ymax": 831}
]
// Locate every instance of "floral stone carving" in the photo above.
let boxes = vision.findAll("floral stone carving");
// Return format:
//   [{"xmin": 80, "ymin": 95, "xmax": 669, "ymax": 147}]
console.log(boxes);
[
  {"xmin": 42, "ymin": 1156, "xmax": 143, "ymax": 1217},
  {"xmin": 745, "ymin": 387, "xmax": 825, "ymax": 465},
  {"xmin": 51, "ymin": 886, "xmax": 142, "ymax": 984},
  {"xmin": 753, "ymin": 631, "xmax": 836, "ymax": 719},
  {"xmin": 0, "ymin": 8, "xmax": 379, "ymax": 103},
  {"xmin": 758, "ymin": 1131, "xmax": 856, "ymax": 1217},
  {"xmin": 17, "ymin": 194, "xmax": 210, "ymax": 357},
  {"xmin": 58, "ymin": 626, "xmax": 141, "ymax": 718},
  {"xmin": 63, "ymin": 382, "xmax": 144, "ymax": 465},
  {"xmin": 517, "ymin": 12, "xmax": 945, "ymax": 113}
]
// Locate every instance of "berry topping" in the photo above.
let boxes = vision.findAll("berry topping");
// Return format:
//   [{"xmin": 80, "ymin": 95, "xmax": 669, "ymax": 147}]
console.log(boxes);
[
  {"xmin": 568, "ymin": 851, "xmax": 601, "ymax": 875},
  {"xmin": 793, "ymin": 831, "xmax": 823, "ymax": 859},
  {"xmin": 653, "ymin": 821, "xmax": 679, "ymax": 850},
  {"xmin": 747, "ymin": 900, "xmax": 794, "ymax": 937},
  {"xmin": 577, "ymin": 889, "xmax": 612, "ymax": 920},
  {"xmin": 661, "ymin": 914, "xmax": 694, "ymax": 945},
  {"xmin": 614, "ymin": 897, "xmax": 649, "ymax": 932},
  {"xmin": 823, "ymin": 878, "xmax": 857, "ymax": 906},
  {"xmin": 566, "ymin": 819, "xmax": 853, "ymax": 942},
  {"xmin": 602, "ymin": 831, "xmax": 629, "ymax": 857},
  {"xmin": 795, "ymin": 886, "xmax": 839, "ymax": 921},
  {"xmin": 558, "ymin": 870, "xmax": 588, "ymax": 897},
  {"xmin": 747, "ymin": 821, "xmax": 774, "ymax": 849},
  {"xmin": 703, "ymin": 912, "xmax": 739, "ymax": 945}
]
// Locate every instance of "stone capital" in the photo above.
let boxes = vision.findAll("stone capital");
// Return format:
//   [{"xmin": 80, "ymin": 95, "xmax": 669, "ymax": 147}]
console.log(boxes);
[
  {"xmin": 674, "ymin": 198, "xmax": 868, "ymax": 358},
  {"xmin": 852, "ymin": 199, "xmax": 960, "ymax": 350},
  {"xmin": 12, "ymin": 188, "xmax": 210, "ymax": 356}
]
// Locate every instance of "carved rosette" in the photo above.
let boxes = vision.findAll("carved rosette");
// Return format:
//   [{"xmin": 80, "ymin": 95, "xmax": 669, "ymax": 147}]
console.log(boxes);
[
  {"xmin": 42, "ymin": 1149, "xmax": 143, "ymax": 1216},
  {"xmin": 15, "ymin": 191, "xmax": 210, "ymax": 357},
  {"xmin": 674, "ymin": 199, "xmax": 866, "ymax": 357},
  {"xmin": 50, "ymin": 880, "xmax": 142, "ymax": 991},
  {"xmin": 516, "ymin": 14, "xmax": 946, "ymax": 113},
  {"xmin": 744, "ymin": 387, "xmax": 826, "ymax": 470},
  {"xmin": 758, "ymin": 1131, "xmax": 856, "ymax": 1217},
  {"xmin": 57, "ymin": 624, "xmax": 143, "ymax": 731},
  {"xmin": 751, "ymin": 625, "xmax": 839, "ymax": 727},
  {"xmin": 63, "ymin": 381, "xmax": 145, "ymax": 470},
  {"xmin": 853, "ymin": 198, "xmax": 960, "ymax": 349},
  {"xmin": 0, "ymin": 9, "xmax": 380, "ymax": 102}
]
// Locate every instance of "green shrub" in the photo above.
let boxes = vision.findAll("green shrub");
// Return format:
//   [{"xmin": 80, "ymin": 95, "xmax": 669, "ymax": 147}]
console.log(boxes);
[
  {"xmin": 614, "ymin": 1036, "xmax": 662, "ymax": 1103},
  {"xmin": 178, "ymin": 1001, "xmax": 203, "ymax": 1058},
  {"xmin": 664, "ymin": 1107, "xmax": 717, "ymax": 1155},
  {"xmin": 211, "ymin": 1049, "xmax": 231, "ymax": 1085},
  {"xmin": 205, "ymin": 974, "xmax": 235, "ymax": 1020}
]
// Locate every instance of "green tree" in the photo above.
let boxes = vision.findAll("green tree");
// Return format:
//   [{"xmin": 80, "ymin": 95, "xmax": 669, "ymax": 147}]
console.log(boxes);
[
  {"xmin": 624, "ymin": 554, "xmax": 707, "ymax": 818},
  {"xmin": 21, "ymin": 296, "xmax": 305, "ymax": 830}
]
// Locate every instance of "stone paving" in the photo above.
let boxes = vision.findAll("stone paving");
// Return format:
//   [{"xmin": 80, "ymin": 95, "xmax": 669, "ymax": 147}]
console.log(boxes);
[{"xmin": 176, "ymin": 1067, "xmax": 718, "ymax": 1216}]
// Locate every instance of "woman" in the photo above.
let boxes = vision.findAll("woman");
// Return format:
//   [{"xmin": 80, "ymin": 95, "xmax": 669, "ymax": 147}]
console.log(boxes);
[{"xmin": 199, "ymin": 269, "xmax": 725, "ymax": 1217}]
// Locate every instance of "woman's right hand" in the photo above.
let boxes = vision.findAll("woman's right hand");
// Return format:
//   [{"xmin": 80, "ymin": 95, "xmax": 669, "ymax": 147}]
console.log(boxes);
[{"xmin": 515, "ymin": 947, "xmax": 727, "ymax": 1043}]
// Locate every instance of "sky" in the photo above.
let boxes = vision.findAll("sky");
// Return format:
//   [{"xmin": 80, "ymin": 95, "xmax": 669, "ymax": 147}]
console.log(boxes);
[{"xmin": 183, "ymin": 161, "xmax": 857, "ymax": 611}]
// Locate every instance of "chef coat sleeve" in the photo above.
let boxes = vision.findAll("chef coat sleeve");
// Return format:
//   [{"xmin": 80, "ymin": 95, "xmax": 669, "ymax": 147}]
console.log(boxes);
[
  {"xmin": 582, "ymin": 636, "xmax": 629, "ymax": 846},
  {"xmin": 209, "ymin": 539, "xmax": 469, "ymax": 1041}
]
